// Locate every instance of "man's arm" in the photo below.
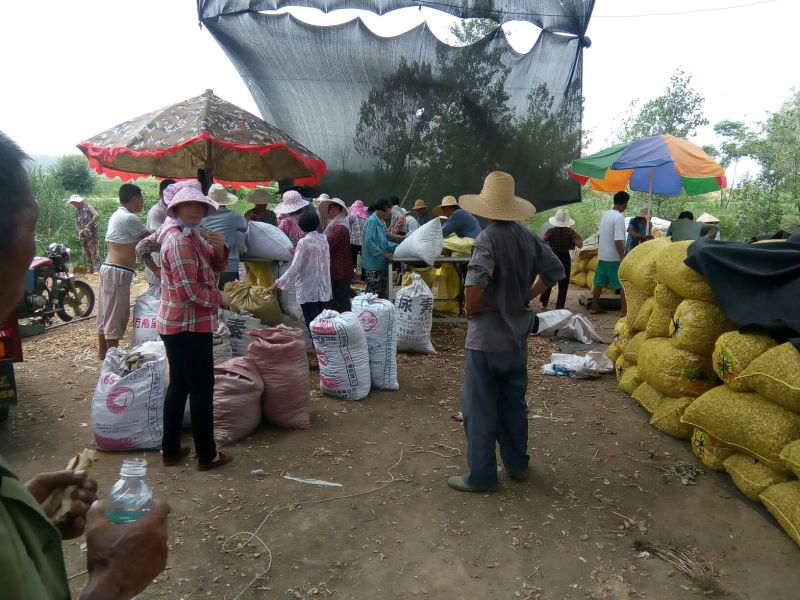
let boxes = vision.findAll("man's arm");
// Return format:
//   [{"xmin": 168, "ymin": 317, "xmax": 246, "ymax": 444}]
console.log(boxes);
[
  {"xmin": 615, "ymin": 240, "xmax": 625, "ymax": 260},
  {"xmin": 464, "ymin": 284, "xmax": 490, "ymax": 318},
  {"xmin": 528, "ymin": 276, "xmax": 555, "ymax": 302}
]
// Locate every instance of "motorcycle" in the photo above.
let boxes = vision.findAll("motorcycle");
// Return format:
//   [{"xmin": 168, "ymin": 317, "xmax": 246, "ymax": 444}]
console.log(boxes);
[{"xmin": 18, "ymin": 241, "xmax": 95, "ymax": 325}]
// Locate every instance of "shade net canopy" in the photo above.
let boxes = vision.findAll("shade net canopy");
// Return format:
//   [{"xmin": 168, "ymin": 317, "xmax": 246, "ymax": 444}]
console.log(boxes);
[{"xmin": 199, "ymin": 1, "xmax": 593, "ymax": 211}]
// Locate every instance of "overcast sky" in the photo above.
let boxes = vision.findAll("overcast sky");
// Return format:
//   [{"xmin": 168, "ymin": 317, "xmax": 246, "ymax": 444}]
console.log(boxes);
[{"xmin": 1, "ymin": 0, "xmax": 796, "ymax": 176}]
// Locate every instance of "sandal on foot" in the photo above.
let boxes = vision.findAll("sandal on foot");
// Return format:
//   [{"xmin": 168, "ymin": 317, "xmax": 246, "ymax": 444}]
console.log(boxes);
[
  {"xmin": 162, "ymin": 446, "xmax": 191, "ymax": 467},
  {"xmin": 198, "ymin": 451, "xmax": 233, "ymax": 471}
]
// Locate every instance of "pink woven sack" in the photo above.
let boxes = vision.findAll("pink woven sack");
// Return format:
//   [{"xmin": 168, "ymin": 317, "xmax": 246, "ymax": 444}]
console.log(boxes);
[
  {"xmin": 213, "ymin": 357, "xmax": 264, "ymax": 445},
  {"xmin": 248, "ymin": 327, "xmax": 311, "ymax": 429}
]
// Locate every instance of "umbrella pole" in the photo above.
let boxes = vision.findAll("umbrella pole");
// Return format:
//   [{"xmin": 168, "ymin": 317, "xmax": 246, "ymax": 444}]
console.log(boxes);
[{"xmin": 647, "ymin": 168, "xmax": 654, "ymax": 237}]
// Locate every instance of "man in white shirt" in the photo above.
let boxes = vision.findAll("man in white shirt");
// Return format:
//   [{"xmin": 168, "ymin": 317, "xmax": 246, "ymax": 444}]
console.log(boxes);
[
  {"xmin": 97, "ymin": 184, "xmax": 150, "ymax": 358},
  {"xmin": 590, "ymin": 191, "xmax": 628, "ymax": 315}
]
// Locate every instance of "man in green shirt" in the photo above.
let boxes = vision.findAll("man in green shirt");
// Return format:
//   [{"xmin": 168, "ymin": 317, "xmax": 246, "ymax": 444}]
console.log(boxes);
[{"xmin": 0, "ymin": 130, "xmax": 171, "ymax": 599}]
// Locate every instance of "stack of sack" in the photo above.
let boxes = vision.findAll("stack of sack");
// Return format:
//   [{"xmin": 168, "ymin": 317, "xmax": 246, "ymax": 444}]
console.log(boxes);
[
  {"xmin": 569, "ymin": 247, "xmax": 615, "ymax": 293},
  {"xmin": 610, "ymin": 239, "xmax": 729, "ymax": 440},
  {"xmin": 609, "ymin": 238, "xmax": 800, "ymax": 547},
  {"xmin": 569, "ymin": 248, "xmax": 596, "ymax": 289}
]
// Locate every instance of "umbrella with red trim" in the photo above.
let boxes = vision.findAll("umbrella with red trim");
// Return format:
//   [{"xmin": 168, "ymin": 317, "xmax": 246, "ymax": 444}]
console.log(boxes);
[{"xmin": 77, "ymin": 89, "xmax": 325, "ymax": 189}]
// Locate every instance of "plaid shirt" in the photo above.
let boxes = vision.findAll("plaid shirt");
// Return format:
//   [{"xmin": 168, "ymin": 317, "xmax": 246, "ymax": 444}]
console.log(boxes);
[
  {"xmin": 348, "ymin": 213, "xmax": 366, "ymax": 245},
  {"xmin": 157, "ymin": 226, "xmax": 228, "ymax": 335},
  {"xmin": 543, "ymin": 226, "xmax": 579, "ymax": 254}
]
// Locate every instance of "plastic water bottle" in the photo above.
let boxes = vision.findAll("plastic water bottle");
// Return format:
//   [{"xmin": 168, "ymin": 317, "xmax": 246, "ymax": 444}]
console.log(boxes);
[{"xmin": 106, "ymin": 458, "xmax": 153, "ymax": 524}]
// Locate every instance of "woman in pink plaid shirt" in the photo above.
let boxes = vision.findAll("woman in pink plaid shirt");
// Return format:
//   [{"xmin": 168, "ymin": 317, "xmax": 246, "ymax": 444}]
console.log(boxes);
[{"xmin": 158, "ymin": 180, "xmax": 233, "ymax": 471}]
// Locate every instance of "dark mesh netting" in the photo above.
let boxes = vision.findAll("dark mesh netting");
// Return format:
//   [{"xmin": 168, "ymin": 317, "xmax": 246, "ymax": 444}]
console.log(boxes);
[{"xmin": 199, "ymin": 2, "xmax": 594, "ymax": 211}]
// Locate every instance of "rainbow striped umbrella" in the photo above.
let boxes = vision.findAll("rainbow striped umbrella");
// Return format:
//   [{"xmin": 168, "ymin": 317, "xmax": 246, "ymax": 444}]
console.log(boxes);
[{"xmin": 569, "ymin": 134, "xmax": 726, "ymax": 196}]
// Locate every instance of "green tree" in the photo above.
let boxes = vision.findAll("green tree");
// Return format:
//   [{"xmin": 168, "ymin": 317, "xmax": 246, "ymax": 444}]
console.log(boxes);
[
  {"xmin": 52, "ymin": 154, "xmax": 95, "ymax": 195},
  {"xmin": 619, "ymin": 69, "xmax": 709, "ymax": 141},
  {"xmin": 748, "ymin": 89, "xmax": 800, "ymax": 200},
  {"xmin": 730, "ymin": 177, "xmax": 787, "ymax": 239}
]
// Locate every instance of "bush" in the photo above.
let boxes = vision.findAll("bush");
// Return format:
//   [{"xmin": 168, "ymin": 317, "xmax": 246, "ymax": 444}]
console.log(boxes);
[{"xmin": 51, "ymin": 155, "xmax": 95, "ymax": 195}]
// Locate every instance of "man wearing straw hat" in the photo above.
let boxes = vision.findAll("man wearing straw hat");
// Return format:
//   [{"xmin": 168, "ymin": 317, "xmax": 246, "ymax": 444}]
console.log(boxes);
[
  {"xmin": 433, "ymin": 195, "xmax": 483, "ymax": 239},
  {"xmin": 202, "ymin": 183, "xmax": 249, "ymax": 289},
  {"xmin": 413, "ymin": 199, "xmax": 432, "ymax": 226},
  {"xmin": 244, "ymin": 186, "xmax": 277, "ymax": 226},
  {"xmin": 448, "ymin": 172, "xmax": 564, "ymax": 493}
]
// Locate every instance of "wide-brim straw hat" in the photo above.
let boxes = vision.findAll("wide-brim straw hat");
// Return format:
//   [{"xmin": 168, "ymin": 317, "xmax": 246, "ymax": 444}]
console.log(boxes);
[
  {"xmin": 638, "ymin": 207, "xmax": 654, "ymax": 218},
  {"xmin": 67, "ymin": 194, "xmax": 85, "ymax": 205},
  {"xmin": 248, "ymin": 187, "xmax": 271, "ymax": 205},
  {"xmin": 458, "ymin": 171, "xmax": 535, "ymax": 222},
  {"xmin": 549, "ymin": 208, "xmax": 575, "ymax": 227},
  {"xmin": 164, "ymin": 180, "xmax": 218, "ymax": 218},
  {"xmin": 432, "ymin": 195, "xmax": 459, "ymax": 217},
  {"xmin": 319, "ymin": 197, "xmax": 348, "ymax": 217},
  {"xmin": 413, "ymin": 199, "xmax": 428, "ymax": 210},
  {"xmin": 274, "ymin": 190, "xmax": 309, "ymax": 216},
  {"xmin": 696, "ymin": 212, "xmax": 720, "ymax": 224},
  {"xmin": 315, "ymin": 193, "xmax": 331, "ymax": 206},
  {"xmin": 207, "ymin": 183, "xmax": 238, "ymax": 206}
]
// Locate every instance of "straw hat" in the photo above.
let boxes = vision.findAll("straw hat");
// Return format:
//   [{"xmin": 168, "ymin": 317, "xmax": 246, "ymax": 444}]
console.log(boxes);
[
  {"xmin": 638, "ymin": 207, "xmax": 654, "ymax": 219},
  {"xmin": 163, "ymin": 180, "xmax": 218, "ymax": 218},
  {"xmin": 207, "ymin": 183, "xmax": 238, "ymax": 206},
  {"xmin": 413, "ymin": 199, "xmax": 428, "ymax": 210},
  {"xmin": 432, "ymin": 196, "xmax": 459, "ymax": 217},
  {"xmin": 66, "ymin": 194, "xmax": 85, "ymax": 205},
  {"xmin": 549, "ymin": 208, "xmax": 575, "ymax": 227},
  {"xmin": 696, "ymin": 212, "xmax": 720, "ymax": 224},
  {"xmin": 274, "ymin": 190, "xmax": 309, "ymax": 216},
  {"xmin": 248, "ymin": 187, "xmax": 271, "ymax": 205},
  {"xmin": 458, "ymin": 172, "xmax": 535, "ymax": 222},
  {"xmin": 319, "ymin": 196, "xmax": 348, "ymax": 217}
]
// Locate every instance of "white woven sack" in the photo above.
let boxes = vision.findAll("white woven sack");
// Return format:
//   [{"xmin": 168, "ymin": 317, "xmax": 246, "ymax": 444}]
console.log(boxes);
[
  {"xmin": 245, "ymin": 221, "xmax": 293, "ymax": 261},
  {"xmin": 352, "ymin": 294, "xmax": 399, "ymax": 390},
  {"xmin": 221, "ymin": 309, "xmax": 262, "ymax": 357},
  {"xmin": 213, "ymin": 322, "xmax": 234, "ymax": 365},
  {"xmin": 310, "ymin": 310, "xmax": 371, "ymax": 401},
  {"xmin": 92, "ymin": 347, "xmax": 167, "ymax": 451},
  {"xmin": 393, "ymin": 217, "xmax": 443, "ymax": 266},
  {"xmin": 395, "ymin": 273, "xmax": 436, "ymax": 354},
  {"xmin": 131, "ymin": 290, "xmax": 161, "ymax": 348}
]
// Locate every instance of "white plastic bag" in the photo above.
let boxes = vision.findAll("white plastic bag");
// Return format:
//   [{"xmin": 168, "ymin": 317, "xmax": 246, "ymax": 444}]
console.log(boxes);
[
  {"xmin": 352, "ymin": 294, "xmax": 399, "ymax": 390},
  {"xmin": 131, "ymin": 290, "xmax": 161, "ymax": 348},
  {"xmin": 395, "ymin": 273, "xmax": 436, "ymax": 354},
  {"xmin": 541, "ymin": 351, "xmax": 614, "ymax": 378},
  {"xmin": 534, "ymin": 309, "xmax": 605, "ymax": 344},
  {"xmin": 277, "ymin": 262, "xmax": 304, "ymax": 322},
  {"xmin": 92, "ymin": 347, "xmax": 167, "ymax": 451},
  {"xmin": 393, "ymin": 217, "xmax": 444, "ymax": 266},
  {"xmin": 245, "ymin": 221, "xmax": 293, "ymax": 261},
  {"xmin": 221, "ymin": 309, "xmax": 262, "ymax": 357},
  {"xmin": 310, "ymin": 310, "xmax": 371, "ymax": 401}
]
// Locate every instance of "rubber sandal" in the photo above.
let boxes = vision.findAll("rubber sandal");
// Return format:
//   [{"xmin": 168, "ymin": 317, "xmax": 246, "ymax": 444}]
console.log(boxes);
[
  {"xmin": 162, "ymin": 446, "xmax": 191, "ymax": 467},
  {"xmin": 197, "ymin": 450, "xmax": 233, "ymax": 471}
]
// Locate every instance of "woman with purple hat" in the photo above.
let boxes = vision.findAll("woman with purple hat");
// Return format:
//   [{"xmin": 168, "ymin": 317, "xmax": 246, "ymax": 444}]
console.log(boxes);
[
  {"xmin": 158, "ymin": 180, "xmax": 233, "ymax": 471},
  {"xmin": 275, "ymin": 190, "xmax": 309, "ymax": 246}
]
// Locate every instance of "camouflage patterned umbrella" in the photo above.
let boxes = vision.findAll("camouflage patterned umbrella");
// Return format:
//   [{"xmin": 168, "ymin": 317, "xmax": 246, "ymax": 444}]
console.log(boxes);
[{"xmin": 77, "ymin": 89, "xmax": 326, "ymax": 188}]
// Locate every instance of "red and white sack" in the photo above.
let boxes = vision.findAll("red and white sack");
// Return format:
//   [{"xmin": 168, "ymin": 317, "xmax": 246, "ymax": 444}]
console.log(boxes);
[
  {"xmin": 248, "ymin": 327, "xmax": 311, "ymax": 429},
  {"xmin": 91, "ymin": 347, "xmax": 167, "ymax": 451},
  {"xmin": 131, "ymin": 290, "xmax": 161, "ymax": 348},
  {"xmin": 352, "ymin": 294, "xmax": 399, "ymax": 390},
  {"xmin": 395, "ymin": 273, "xmax": 436, "ymax": 354},
  {"xmin": 310, "ymin": 310, "xmax": 371, "ymax": 401},
  {"xmin": 213, "ymin": 357, "xmax": 264, "ymax": 445}
]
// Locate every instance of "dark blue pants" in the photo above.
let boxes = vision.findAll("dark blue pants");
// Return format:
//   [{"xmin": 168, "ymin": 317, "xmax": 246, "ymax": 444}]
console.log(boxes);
[{"xmin": 462, "ymin": 348, "xmax": 529, "ymax": 488}]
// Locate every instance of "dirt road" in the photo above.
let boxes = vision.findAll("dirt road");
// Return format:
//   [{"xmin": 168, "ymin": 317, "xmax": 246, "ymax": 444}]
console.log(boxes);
[{"xmin": 2, "ymin": 279, "xmax": 798, "ymax": 599}]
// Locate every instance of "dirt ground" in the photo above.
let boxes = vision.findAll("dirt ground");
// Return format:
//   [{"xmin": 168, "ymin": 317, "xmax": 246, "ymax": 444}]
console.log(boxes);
[{"xmin": 2, "ymin": 274, "xmax": 800, "ymax": 600}]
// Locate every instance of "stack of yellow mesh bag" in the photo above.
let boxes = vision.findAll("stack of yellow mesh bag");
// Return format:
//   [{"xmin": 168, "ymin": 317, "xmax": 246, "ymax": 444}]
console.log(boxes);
[
  {"xmin": 570, "ymin": 248, "xmax": 597, "ymax": 289},
  {"xmin": 608, "ymin": 239, "xmax": 800, "ymax": 547}
]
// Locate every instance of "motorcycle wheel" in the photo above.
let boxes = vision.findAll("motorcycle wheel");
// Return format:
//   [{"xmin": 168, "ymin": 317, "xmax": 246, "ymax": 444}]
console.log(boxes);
[{"xmin": 57, "ymin": 280, "xmax": 95, "ymax": 322}]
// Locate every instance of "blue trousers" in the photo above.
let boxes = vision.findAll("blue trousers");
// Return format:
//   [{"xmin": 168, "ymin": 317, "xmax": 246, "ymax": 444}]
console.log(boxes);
[{"xmin": 462, "ymin": 348, "xmax": 530, "ymax": 488}]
